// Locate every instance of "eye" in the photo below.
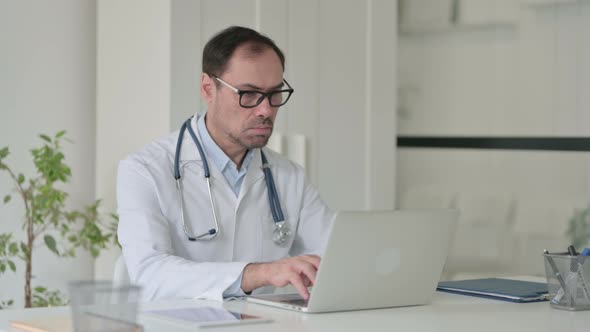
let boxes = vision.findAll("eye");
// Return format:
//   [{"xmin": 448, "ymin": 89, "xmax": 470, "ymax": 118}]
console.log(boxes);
[
  {"xmin": 240, "ymin": 91, "xmax": 264, "ymax": 107},
  {"xmin": 270, "ymin": 92, "xmax": 284, "ymax": 104},
  {"xmin": 241, "ymin": 91, "xmax": 259, "ymax": 101}
]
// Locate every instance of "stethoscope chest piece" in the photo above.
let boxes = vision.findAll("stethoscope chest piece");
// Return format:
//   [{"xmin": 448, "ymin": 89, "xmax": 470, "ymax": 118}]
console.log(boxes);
[{"xmin": 272, "ymin": 221, "xmax": 292, "ymax": 247}]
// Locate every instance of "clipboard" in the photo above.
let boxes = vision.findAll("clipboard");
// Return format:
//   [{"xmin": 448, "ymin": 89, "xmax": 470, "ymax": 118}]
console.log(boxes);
[
  {"xmin": 10, "ymin": 315, "xmax": 142, "ymax": 332},
  {"xmin": 10, "ymin": 316, "xmax": 72, "ymax": 332},
  {"xmin": 437, "ymin": 278, "xmax": 549, "ymax": 303}
]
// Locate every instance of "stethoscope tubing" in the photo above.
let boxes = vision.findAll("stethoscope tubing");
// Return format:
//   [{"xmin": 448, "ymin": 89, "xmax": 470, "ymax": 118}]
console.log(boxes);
[
  {"xmin": 173, "ymin": 116, "xmax": 287, "ymax": 243},
  {"xmin": 261, "ymin": 152, "xmax": 285, "ymax": 222}
]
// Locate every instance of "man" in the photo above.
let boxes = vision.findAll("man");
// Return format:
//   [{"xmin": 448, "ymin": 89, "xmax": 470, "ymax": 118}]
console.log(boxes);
[{"xmin": 117, "ymin": 26, "xmax": 335, "ymax": 301}]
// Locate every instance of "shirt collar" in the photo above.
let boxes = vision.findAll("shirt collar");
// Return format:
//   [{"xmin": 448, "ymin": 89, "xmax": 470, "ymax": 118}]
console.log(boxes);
[{"xmin": 196, "ymin": 112, "xmax": 254, "ymax": 173}]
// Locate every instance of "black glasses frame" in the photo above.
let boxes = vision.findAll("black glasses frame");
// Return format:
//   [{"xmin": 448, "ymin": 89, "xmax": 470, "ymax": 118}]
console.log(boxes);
[{"xmin": 214, "ymin": 76, "xmax": 294, "ymax": 108}]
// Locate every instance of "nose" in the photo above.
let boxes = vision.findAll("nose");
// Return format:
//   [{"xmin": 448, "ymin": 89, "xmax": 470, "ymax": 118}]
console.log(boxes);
[{"xmin": 252, "ymin": 97, "xmax": 277, "ymax": 118}]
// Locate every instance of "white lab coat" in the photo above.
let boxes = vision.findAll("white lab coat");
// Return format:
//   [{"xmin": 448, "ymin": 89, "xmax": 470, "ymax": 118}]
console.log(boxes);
[{"xmin": 117, "ymin": 114, "xmax": 335, "ymax": 301}]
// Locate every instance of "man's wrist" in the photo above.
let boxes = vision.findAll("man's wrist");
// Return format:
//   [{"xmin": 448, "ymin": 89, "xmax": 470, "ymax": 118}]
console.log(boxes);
[{"xmin": 241, "ymin": 262, "xmax": 266, "ymax": 293}]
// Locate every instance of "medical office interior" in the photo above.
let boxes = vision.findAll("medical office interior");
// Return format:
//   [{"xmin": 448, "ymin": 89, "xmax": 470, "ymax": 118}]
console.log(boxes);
[{"xmin": 1, "ymin": 0, "xmax": 589, "ymax": 311}]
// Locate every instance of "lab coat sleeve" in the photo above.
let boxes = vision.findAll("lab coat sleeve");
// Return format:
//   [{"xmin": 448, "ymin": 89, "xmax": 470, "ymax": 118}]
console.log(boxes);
[
  {"xmin": 289, "ymin": 169, "xmax": 336, "ymax": 257},
  {"xmin": 222, "ymin": 271, "xmax": 247, "ymax": 298},
  {"xmin": 117, "ymin": 158, "xmax": 248, "ymax": 301}
]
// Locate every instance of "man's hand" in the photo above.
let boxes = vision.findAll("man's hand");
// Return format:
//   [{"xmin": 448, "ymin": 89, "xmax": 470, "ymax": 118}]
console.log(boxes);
[{"xmin": 241, "ymin": 255, "xmax": 321, "ymax": 300}]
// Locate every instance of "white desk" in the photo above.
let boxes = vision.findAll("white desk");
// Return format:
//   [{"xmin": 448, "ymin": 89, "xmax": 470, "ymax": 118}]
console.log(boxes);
[{"xmin": 1, "ymin": 290, "xmax": 588, "ymax": 332}]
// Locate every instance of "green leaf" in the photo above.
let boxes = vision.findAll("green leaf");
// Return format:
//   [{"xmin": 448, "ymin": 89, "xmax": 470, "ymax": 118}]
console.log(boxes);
[
  {"xmin": 39, "ymin": 134, "xmax": 51, "ymax": 143},
  {"xmin": 55, "ymin": 130, "xmax": 66, "ymax": 138},
  {"xmin": 8, "ymin": 242, "xmax": 18, "ymax": 255},
  {"xmin": 34, "ymin": 286, "xmax": 47, "ymax": 293},
  {"xmin": 17, "ymin": 174, "xmax": 25, "ymax": 184},
  {"xmin": 3, "ymin": 195, "xmax": 10, "ymax": 204},
  {"xmin": 0, "ymin": 264, "xmax": 5, "ymax": 273},
  {"xmin": 7, "ymin": 300, "xmax": 13, "ymax": 306},
  {"xmin": 7, "ymin": 260, "xmax": 16, "ymax": 272},
  {"xmin": 0, "ymin": 147, "xmax": 8, "ymax": 159},
  {"xmin": 44, "ymin": 235, "xmax": 59, "ymax": 256},
  {"xmin": 20, "ymin": 242, "xmax": 29, "ymax": 257}
]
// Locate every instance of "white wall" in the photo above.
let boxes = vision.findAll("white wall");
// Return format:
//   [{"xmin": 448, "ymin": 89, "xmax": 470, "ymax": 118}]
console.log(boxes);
[
  {"xmin": 316, "ymin": 0, "xmax": 397, "ymax": 210},
  {"xmin": 94, "ymin": 0, "xmax": 172, "ymax": 279},
  {"xmin": 397, "ymin": 0, "xmax": 590, "ymax": 278},
  {"xmin": 0, "ymin": 0, "xmax": 96, "ymax": 307},
  {"xmin": 170, "ymin": 0, "xmax": 202, "ymax": 129}
]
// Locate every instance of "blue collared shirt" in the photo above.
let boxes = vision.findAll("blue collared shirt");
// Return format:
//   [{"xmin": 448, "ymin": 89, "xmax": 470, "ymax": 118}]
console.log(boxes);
[
  {"xmin": 197, "ymin": 114, "xmax": 254, "ymax": 197},
  {"xmin": 197, "ymin": 113, "xmax": 252, "ymax": 297}
]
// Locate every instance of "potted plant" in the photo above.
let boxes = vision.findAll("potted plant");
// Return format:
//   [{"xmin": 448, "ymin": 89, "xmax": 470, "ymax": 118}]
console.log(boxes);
[
  {"xmin": 0, "ymin": 131, "xmax": 117, "ymax": 308},
  {"xmin": 566, "ymin": 205, "xmax": 590, "ymax": 250}
]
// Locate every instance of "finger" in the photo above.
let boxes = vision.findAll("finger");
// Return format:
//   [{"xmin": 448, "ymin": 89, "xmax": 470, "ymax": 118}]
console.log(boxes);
[
  {"xmin": 288, "ymin": 274, "xmax": 310, "ymax": 300},
  {"xmin": 296, "ymin": 255, "xmax": 321, "ymax": 269},
  {"xmin": 301, "ymin": 274, "xmax": 312, "ymax": 287},
  {"xmin": 295, "ymin": 261, "xmax": 318, "ymax": 285}
]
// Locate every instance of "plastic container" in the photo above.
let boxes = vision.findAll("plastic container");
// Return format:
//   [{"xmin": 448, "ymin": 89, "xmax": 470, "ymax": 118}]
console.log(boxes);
[
  {"xmin": 543, "ymin": 253, "xmax": 590, "ymax": 311},
  {"xmin": 68, "ymin": 281, "xmax": 142, "ymax": 331}
]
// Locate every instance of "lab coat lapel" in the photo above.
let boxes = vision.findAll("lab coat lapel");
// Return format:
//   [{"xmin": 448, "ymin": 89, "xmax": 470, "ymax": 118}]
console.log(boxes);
[
  {"xmin": 236, "ymin": 148, "xmax": 265, "ymax": 204},
  {"xmin": 178, "ymin": 114, "xmax": 223, "ymax": 180},
  {"xmin": 178, "ymin": 115, "xmax": 202, "ymax": 162},
  {"xmin": 178, "ymin": 132, "xmax": 201, "ymax": 164}
]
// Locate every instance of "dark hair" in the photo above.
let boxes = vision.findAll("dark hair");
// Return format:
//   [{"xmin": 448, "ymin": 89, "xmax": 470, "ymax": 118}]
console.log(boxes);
[{"xmin": 202, "ymin": 26, "xmax": 285, "ymax": 77}]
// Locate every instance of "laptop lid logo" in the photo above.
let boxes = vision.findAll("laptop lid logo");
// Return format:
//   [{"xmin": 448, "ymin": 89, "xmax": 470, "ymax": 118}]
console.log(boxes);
[{"xmin": 375, "ymin": 248, "xmax": 401, "ymax": 275}]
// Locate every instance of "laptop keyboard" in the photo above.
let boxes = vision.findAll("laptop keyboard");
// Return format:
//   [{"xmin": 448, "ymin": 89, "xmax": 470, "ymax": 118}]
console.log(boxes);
[{"xmin": 279, "ymin": 298, "xmax": 309, "ymax": 307}]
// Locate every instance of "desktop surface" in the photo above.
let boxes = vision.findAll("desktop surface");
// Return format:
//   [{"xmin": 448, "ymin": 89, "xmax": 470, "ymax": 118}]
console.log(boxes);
[{"xmin": 1, "ymin": 281, "xmax": 589, "ymax": 332}]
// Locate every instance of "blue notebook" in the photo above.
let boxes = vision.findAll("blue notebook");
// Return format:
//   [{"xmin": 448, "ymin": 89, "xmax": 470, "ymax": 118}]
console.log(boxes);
[{"xmin": 437, "ymin": 278, "xmax": 549, "ymax": 303}]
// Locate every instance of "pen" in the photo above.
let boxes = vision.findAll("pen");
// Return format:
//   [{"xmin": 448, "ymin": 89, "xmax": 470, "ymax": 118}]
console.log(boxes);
[
  {"xmin": 544, "ymin": 249, "xmax": 573, "ymax": 306},
  {"xmin": 566, "ymin": 245, "xmax": 584, "ymax": 305},
  {"xmin": 567, "ymin": 245, "xmax": 579, "ymax": 274},
  {"xmin": 567, "ymin": 245, "xmax": 578, "ymax": 256}
]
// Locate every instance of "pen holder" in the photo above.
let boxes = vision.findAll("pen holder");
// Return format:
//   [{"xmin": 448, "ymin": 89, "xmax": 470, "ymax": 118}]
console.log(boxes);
[
  {"xmin": 543, "ymin": 253, "xmax": 590, "ymax": 311},
  {"xmin": 68, "ymin": 281, "xmax": 143, "ymax": 331}
]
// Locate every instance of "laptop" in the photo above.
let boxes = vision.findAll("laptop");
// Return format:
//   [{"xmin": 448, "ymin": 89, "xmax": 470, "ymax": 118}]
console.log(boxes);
[{"xmin": 244, "ymin": 209, "xmax": 458, "ymax": 313}]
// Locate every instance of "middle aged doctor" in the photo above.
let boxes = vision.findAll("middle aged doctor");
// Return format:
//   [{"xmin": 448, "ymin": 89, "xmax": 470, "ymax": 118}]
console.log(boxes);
[{"xmin": 117, "ymin": 26, "xmax": 335, "ymax": 302}]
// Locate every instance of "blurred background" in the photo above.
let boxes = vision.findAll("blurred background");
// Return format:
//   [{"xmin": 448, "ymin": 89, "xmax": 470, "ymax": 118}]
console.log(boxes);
[{"xmin": 1, "ymin": 0, "xmax": 589, "ymax": 308}]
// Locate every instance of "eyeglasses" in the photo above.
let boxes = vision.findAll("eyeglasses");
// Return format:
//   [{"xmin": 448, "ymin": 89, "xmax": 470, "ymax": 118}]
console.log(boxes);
[{"xmin": 214, "ymin": 76, "xmax": 294, "ymax": 108}]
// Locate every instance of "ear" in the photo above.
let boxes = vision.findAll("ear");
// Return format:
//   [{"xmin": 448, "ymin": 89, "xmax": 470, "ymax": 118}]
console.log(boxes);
[{"xmin": 201, "ymin": 73, "xmax": 216, "ymax": 104}]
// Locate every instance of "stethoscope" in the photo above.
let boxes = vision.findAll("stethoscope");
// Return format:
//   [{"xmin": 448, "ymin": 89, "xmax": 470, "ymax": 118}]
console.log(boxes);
[{"xmin": 173, "ymin": 117, "xmax": 292, "ymax": 246}]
